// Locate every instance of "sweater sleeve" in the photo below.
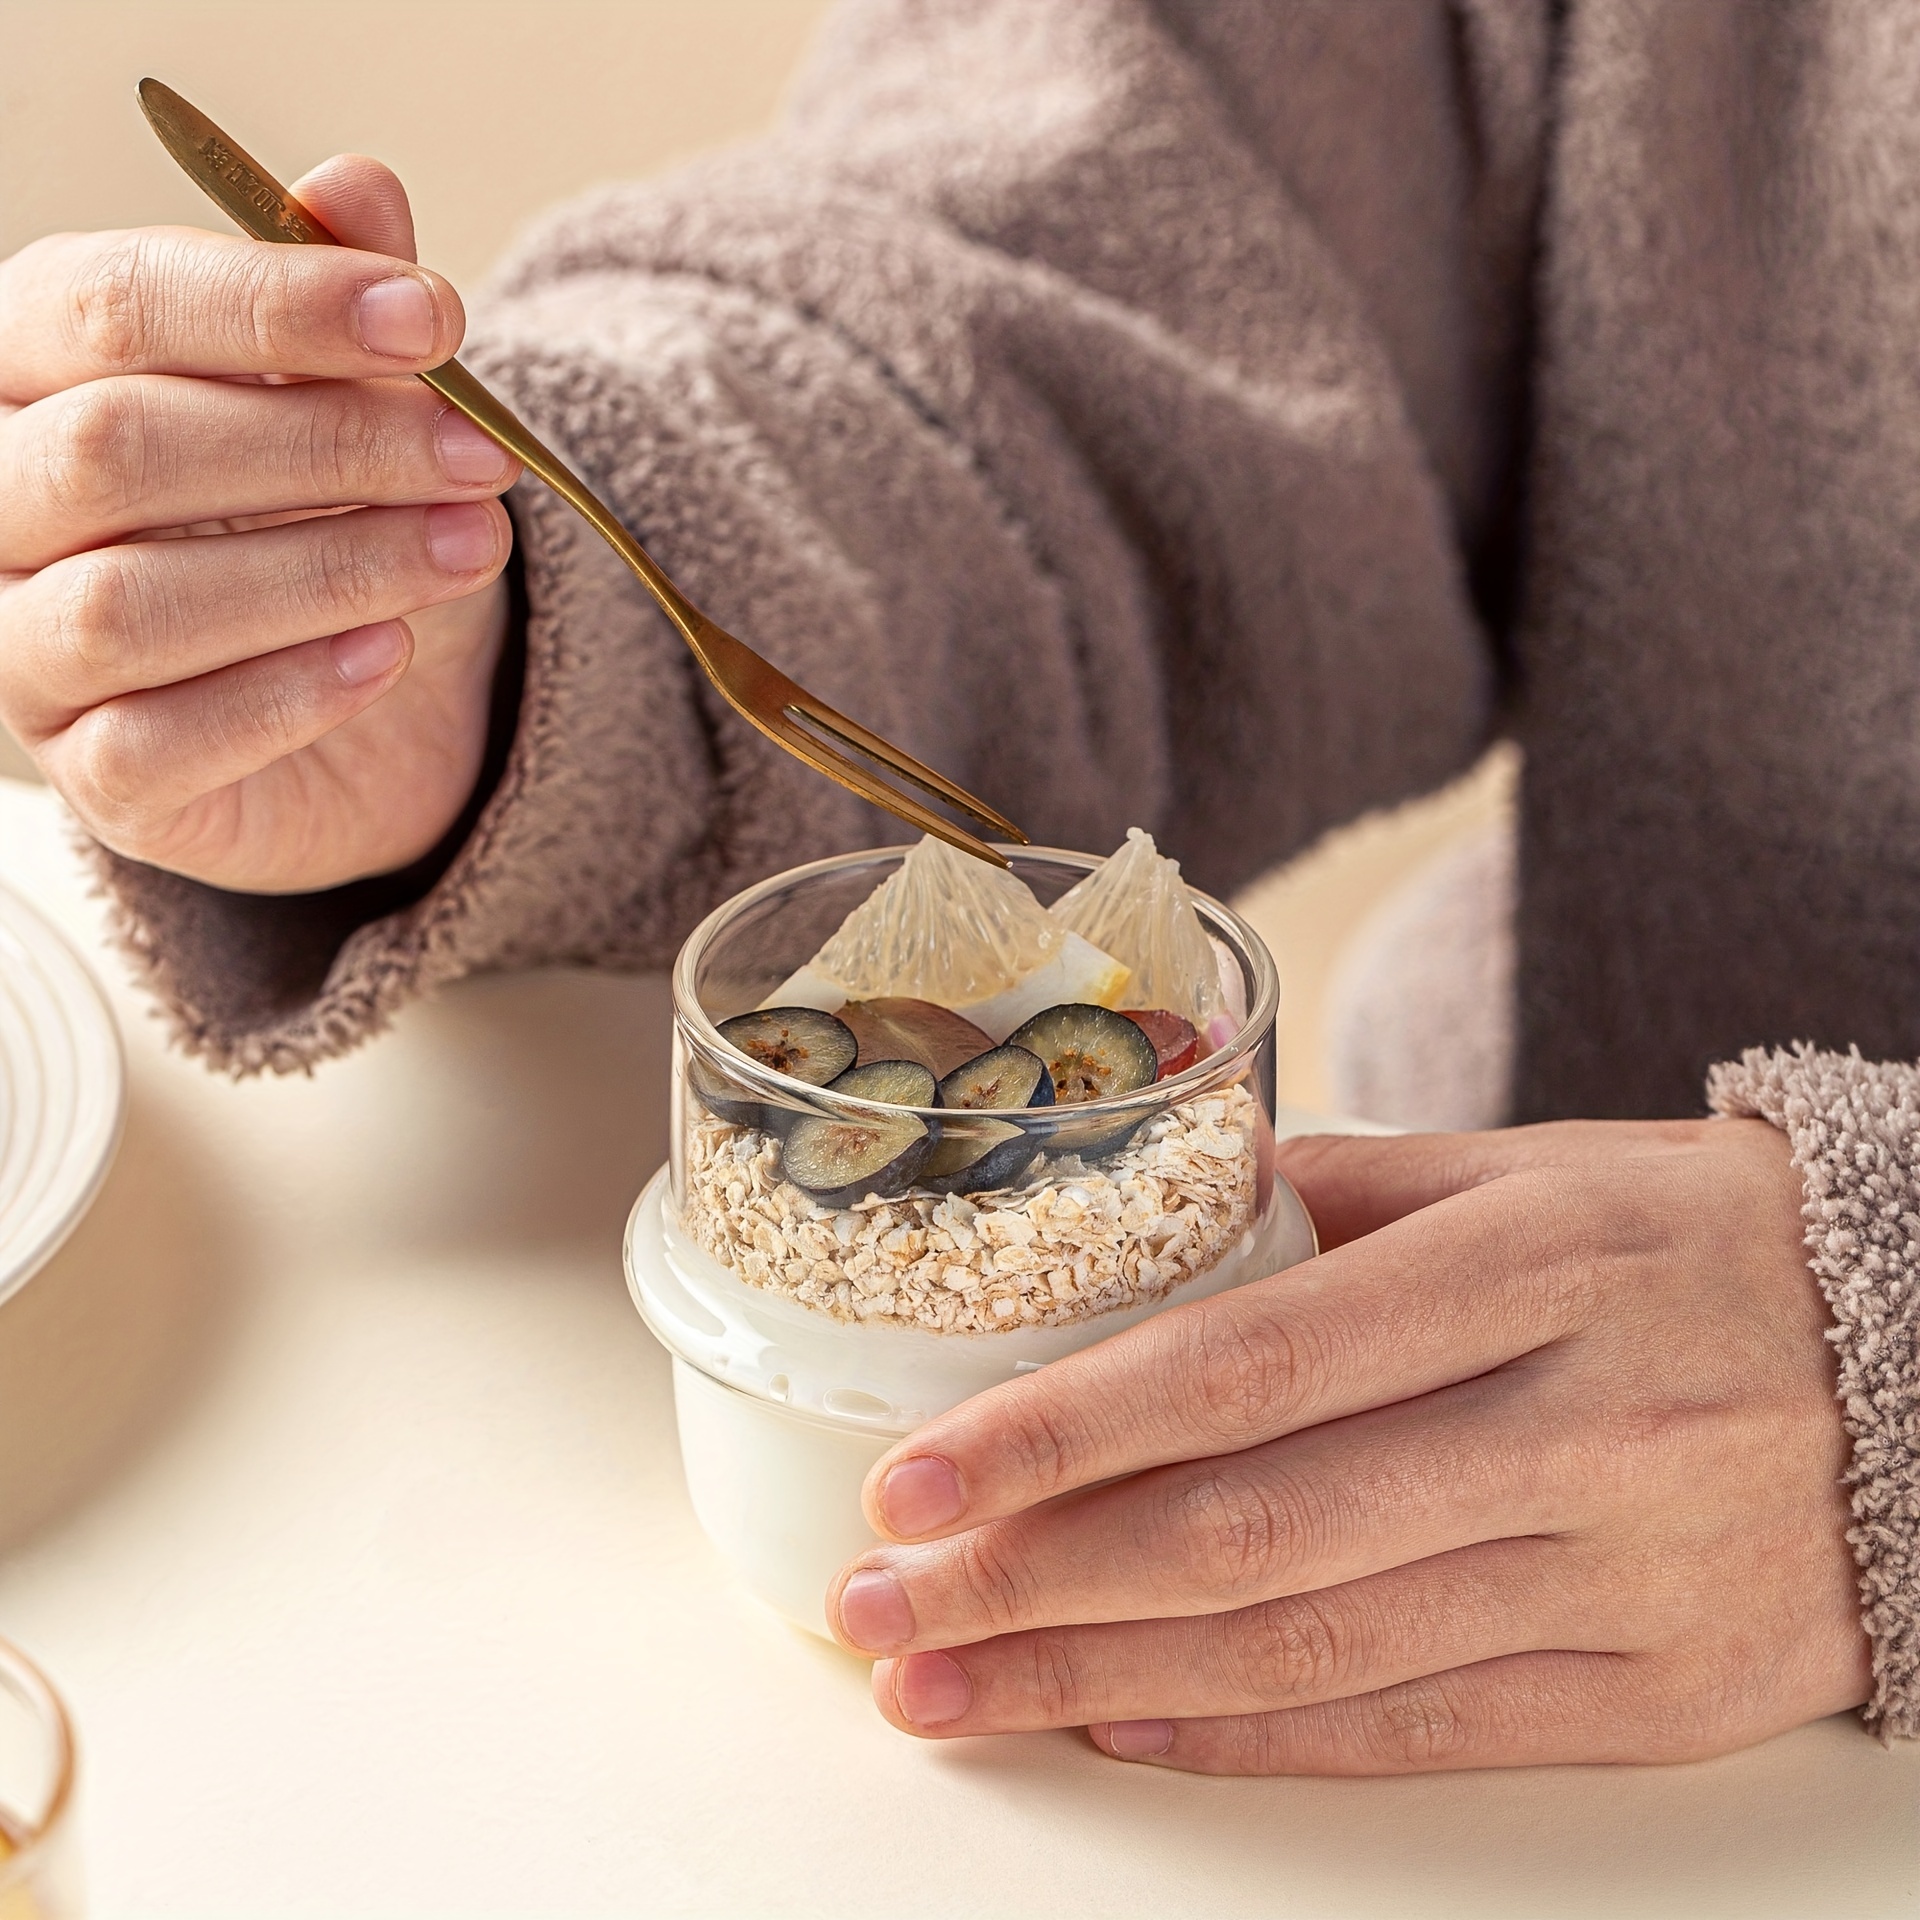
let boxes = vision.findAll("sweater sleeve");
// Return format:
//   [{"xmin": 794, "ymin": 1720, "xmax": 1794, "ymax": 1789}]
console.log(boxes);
[
  {"xmin": 92, "ymin": 0, "xmax": 1549, "ymax": 1073},
  {"xmin": 1707, "ymin": 1045, "xmax": 1920, "ymax": 1741}
]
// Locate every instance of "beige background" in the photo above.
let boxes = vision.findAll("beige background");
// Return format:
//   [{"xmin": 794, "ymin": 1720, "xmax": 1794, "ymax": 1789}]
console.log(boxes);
[{"xmin": 0, "ymin": 0, "xmax": 1510, "ymax": 1108}]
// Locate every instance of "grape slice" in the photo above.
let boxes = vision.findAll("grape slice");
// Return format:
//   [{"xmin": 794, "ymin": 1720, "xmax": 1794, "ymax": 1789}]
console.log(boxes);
[
  {"xmin": 716, "ymin": 1007, "xmax": 859, "ymax": 1084},
  {"xmin": 780, "ymin": 1058, "xmax": 935, "ymax": 1205},
  {"xmin": 698, "ymin": 1006, "xmax": 861, "ymax": 1129},
  {"xmin": 1007, "ymin": 1003, "xmax": 1159, "ymax": 1158},
  {"xmin": 921, "ymin": 1044, "xmax": 1054, "ymax": 1194}
]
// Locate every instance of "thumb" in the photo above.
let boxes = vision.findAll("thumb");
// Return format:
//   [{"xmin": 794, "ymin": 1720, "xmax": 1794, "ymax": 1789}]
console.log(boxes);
[
  {"xmin": 1275, "ymin": 1128, "xmax": 1536, "ymax": 1250},
  {"xmin": 290, "ymin": 154, "xmax": 421, "ymax": 265}
]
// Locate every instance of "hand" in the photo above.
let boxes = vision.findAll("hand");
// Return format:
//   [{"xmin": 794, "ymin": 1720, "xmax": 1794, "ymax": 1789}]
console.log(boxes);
[
  {"xmin": 828, "ymin": 1119, "xmax": 1869, "ymax": 1773},
  {"xmin": 0, "ymin": 156, "xmax": 520, "ymax": 892}
]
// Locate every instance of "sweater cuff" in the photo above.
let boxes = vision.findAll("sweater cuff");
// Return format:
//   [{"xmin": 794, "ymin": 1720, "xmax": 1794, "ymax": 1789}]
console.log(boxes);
[{"xmin": 1706, "ymin": 1044, "xmax": 1920, "ymax": 1740}]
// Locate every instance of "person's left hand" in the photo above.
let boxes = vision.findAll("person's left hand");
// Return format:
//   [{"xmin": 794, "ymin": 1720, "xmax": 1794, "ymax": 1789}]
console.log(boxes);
[{"xmin": 827, "ymin": 1118, "xmax": 1870, "ymax": 1773}]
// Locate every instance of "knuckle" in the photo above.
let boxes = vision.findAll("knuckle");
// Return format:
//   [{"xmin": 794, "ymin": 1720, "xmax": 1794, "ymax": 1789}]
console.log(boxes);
[
  {"xmin": 48, "ymin": 553, "xmax": 143, "ymax": 679},
  {"xmin": 949, "ymin": 1530, "xmax": 1038, "ymax": 1635},
  {"xmin": 1371, "ymin": 1674, "xmax": 1475, "ymax": 1768},
  {"xmin": 1171, "ymin": 1464, "xmax": 1319, "ymax": 1599},
  {"xmin": 1000, "ymin": 1398, "xmax": 1087, "ymax": 1502},
  {"xmin": 218, "ymin": 246, "xmax": 298, "ymax": 365},
  {"xmin": 40, "ymin": 382, "xmax": 146, "ymax": 523},
  {"xmin": 1021, "ymin": 1630, "xmax": 1085, "ymax": 1723},
  {"xmin": 66, "ymin": 235, "xmax": 153, "ymax": 373},
  {"xmin": 1182, "ymin": 1309, "xmax": 1313, "ymax": 1447},
  {"xmin": 307, "ymin": 391, "xmax": 405, "ymax": 498},
  {"xmin": 305, "ymin": 519, "xmax": 394, "ymax": 625},
  {"xmin": 1231, "ymin": 1593, "xmax": 1351, "ymax": 1705},
  {"xmin": 59, "ymin": 707, "xmax": 153, "ymax": 837}
]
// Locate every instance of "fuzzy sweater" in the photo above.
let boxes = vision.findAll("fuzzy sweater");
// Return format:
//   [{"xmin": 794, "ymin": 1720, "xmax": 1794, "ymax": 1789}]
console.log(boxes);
[{"xmin": 87, "ymin": 1, "xmax": 1920, "ymax": 1730}]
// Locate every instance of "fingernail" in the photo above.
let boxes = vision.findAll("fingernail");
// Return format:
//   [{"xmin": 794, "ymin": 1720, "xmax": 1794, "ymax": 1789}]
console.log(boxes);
[
  {"xmin": 435, "ymin": 410, "xmax": 512, "ymax": 486},
  {"xmin": 878, "ymin": 1456, "xmax": 964, "ymax": 1537},
  {"xmin": 837, "ymin": 1569, "xmax": 915, "ymax": 1653},
  {"xmin": 355, "ymin": 275, "xmax": 437, "ymax": 358},
  {"xmin": 330, "ymin": 621, "xmax": 407, "ymax": 687},
  {"xmin": 894, "ymin": 1651, "xmax": 971, "ymax": 1728},
  {"xmin": 425, "ymin": 502, "xmax": 498, "ymax": 574},
  {"xmin": 1105, "ymin": 1718, "xmax": 1174, "ymax": 1760}
]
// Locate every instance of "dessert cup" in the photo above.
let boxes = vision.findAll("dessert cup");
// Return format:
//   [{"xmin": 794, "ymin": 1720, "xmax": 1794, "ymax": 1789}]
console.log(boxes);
[
  {"xmin": 626, "ymin": 845, "xmax": 1315, "ymax": 1637},
  {"xmin": 0, "ymin": 1637, "xmax": 78, "ymax": 1920}
]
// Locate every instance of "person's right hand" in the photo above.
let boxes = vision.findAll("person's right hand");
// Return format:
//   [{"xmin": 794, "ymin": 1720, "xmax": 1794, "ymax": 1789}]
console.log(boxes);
[{"xmin": 0, "ymin": 155, "xmax": 521, "ymax": 893}]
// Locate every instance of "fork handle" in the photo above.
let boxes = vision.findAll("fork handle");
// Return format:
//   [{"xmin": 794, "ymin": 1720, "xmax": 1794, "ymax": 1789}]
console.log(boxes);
[
  {"xmin": 135, "ymin": 79, "xmax": 709, "ymax": 653},
  {"xmin": 416, "ymin": 359, "xmax": 706, "ymax": 644}
]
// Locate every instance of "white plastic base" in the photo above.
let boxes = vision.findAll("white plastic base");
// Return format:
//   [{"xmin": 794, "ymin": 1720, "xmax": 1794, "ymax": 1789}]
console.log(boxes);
[
  {"xmin": 627, "ymin": 1163, "xmax": 1318, "ymax": 1639},
  {"xmin": 671, "ymin": 1358, "xmax": 891, "ymax": 1636}
]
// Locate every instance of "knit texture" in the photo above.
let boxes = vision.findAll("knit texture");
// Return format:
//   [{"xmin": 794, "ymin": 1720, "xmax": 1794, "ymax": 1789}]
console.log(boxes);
[
  {"xmin": 1708, "ymin": 1045, "xmax": 1920, "ymax": 1740},
  {"xmin": 80, "ymin": 0, "xmax": 1920, "ymax": 1130}
]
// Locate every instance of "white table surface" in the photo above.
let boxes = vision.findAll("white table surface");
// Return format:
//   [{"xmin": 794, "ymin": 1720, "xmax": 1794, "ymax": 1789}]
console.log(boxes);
[{"xmin": 0, "ymin": 775, "xmax": 1913, "ymax": 1920}]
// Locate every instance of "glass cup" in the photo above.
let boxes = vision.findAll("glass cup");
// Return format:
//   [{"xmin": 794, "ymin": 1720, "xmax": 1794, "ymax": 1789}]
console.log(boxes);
[
  {"xmin": 626, "ymin": 845, "xmax": 1316, "ymax": 1634},
  {"xmin": 0, "ymin": 1639, "xmax": 78, "ymax": 1920}
]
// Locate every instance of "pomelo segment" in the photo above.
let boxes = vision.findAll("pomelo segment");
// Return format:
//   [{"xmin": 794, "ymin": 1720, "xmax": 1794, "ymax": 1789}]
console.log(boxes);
[
  {"xmin": 1049, "ymin": 829, "xmax": 1228, "ymax": 1030},
  {"xmin": 766, "ymin": 837, "xmax": 1130, "ymax": 1040}
]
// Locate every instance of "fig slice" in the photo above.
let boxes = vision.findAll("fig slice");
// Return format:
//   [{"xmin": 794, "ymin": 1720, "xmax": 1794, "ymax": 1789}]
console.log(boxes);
[
  {"xmin": 1121, "ymin": 1008, "xmax": 1201, "ymax": 1079},
  {"xmin": 781, "ymin": 1057, "xmax": 934, "ymax": 1205},
  {"xmin": 701, "ymin": 1006, "xmax": 861, "ymax": 1130},
  {"xmin": 715, "ymin": 1008, "xmax": 858, "ymax": 1085},
  {"xmin": 921, "ymin": 1044, "xmax": 1054, "ymax": 1194},
  {"xmin": 825, "ymin": 1058, "xmax": 938, "ymax": 1108},
  {"xmin": 1007, "ymin": 1003, "xmax": 1158, "ymax": 1159},
  {"xmin": 839, "ymin": 997, "xmax": 994, "ymax": 1079},
  {"xmin": 1006, "ymin": 1004, "xmax": 1158, "ymax": 1105},
  {"xmin": 936, "ymin": 1044, "xmax": 1055, "ymax": 1113}
]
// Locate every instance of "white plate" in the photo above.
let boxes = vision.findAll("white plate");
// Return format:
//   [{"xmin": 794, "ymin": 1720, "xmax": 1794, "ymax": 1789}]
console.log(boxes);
[{"xmin": 0, "ymin": 881, "xmax": 124, "ymax": 1308}]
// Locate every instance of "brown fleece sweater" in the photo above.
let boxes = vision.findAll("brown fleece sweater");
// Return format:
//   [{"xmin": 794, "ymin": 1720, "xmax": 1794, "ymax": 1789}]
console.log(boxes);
[{"xmin": 87, "ymin": 1, "xmax": 1920, "ymax": 1729}]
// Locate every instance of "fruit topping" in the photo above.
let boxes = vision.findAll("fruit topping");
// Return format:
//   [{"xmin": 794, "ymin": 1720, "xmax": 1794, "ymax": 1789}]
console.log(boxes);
[
  {"xmin": 781, "ymin": 1059, "xmax": 935, "ymax": 1205},
  {"xmin": 715, "ymin": 1007, "xmax": 858, "ymax": 1085},
  {"xmin": 918, "ymin": 1119, "xmax": 1033, "ymax": 1195},
  {"xmin": 696, "ymin": 1006, "xmax": 859, "ymax": 1125},
  {"xmin": 825, "ymin": 1058, "xmax": 938, "ymax": 1108},
  {"xmin": 768, "ymin": 835, "xmax": 1129, "ymax": 1039},
  {"xmin": 1006, "ymin": 1002, "xmax": 1159, "ymax": 1159},
  {"xmin": 919, "ymin": 1043, "xmax": 1053, "ymax": 1195},
  {"xmin": 1006, "ymin": 1004, "xmax": 1158, "ymax": 1104},
  {"xmin": 1121, "ymin": 1008, "xmax": 1201, "ymax": 1078},
  {"xmin": 936, "ymin": 1044, "xmax": 1055, "ymax": 1112},
  {"xmin": 839, "ymin": 997, "xmax": 994, "ymax": 1079},
  {"xmin": 1050, "ymin": 828, "xmax": 1226, "ymax": 1030}
]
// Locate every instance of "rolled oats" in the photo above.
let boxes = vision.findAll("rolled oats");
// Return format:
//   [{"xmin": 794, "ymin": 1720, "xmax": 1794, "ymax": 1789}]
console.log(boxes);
[{"xmin": 675, "ymin": 1084, "xmax": 1262, "ymax": 1333}]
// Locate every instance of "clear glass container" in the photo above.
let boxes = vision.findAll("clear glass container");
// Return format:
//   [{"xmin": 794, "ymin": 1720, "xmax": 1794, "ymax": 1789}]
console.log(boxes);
[
  {"xmin": 628, "ymin": 844, "xmax": 1315, "ymax": 1635},
  {"xmin": 0, "ymin": 1638, "xmax": 79, "ymax": 1920}
]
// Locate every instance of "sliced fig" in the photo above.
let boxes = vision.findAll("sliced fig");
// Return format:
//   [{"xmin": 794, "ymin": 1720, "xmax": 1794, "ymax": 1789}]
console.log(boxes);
[
  {"xmin": 936, "ymin": 1044, "xmax": 1055, "ymax": 1113},
  {"xmin": 825, "ymin": 1058, "xmax": 937, "ymax": 1108},
  {"xmin": 781, "ymin": 1056, "xmax": 935, "ymax": 1205},
  {"xmin": 919, "ymin": 1118, "xmax": 1035, "ymax": 1195},
  {"xmin": 1007, "ymin": 1003, "xmax": 1158, "ymax": 1159},
  {"xmin": 1121, "ymin": 1008, "xmax": 1201, "ymax": 1079},
  {"xmin": 920, "ymin": 1044, "xmax": 1053, "ymax": 1193},
  {"xmin": 699, "ymin": 1006, "xmax": 860, "ymax": 1129},
  {"xmin": 716, "ymin": 1007, "xmax": 858, "ymax": 1085},
  {"xmin": 839, "ymin": 998, "xmax": 994, "ymax": 1079},
  {"xmin": 1006, "ymin": 1004, "xmax": 1158, "ymax": 1104}
]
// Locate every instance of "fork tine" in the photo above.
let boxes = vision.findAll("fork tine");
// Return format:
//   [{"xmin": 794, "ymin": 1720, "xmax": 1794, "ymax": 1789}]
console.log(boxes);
[
  {"xmin": 744, "ymin": 707, "xmax": 1013, "ymax": 867},
  {"xmin": 780, "ymin": 690, "xmax": 1030, "ymax": 842}
]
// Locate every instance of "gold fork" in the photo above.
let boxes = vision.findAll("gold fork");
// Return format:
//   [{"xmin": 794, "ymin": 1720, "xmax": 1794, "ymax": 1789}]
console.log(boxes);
[{"xmin": 136, "ymin": 79, "xmax": 1025, "ymax": 867}]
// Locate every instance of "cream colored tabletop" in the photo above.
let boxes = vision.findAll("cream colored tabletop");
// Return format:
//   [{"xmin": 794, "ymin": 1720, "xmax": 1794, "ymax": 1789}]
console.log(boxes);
[{"xmin": 0, "ymin": 776, "xmax": 1913, "ymax": 1919}]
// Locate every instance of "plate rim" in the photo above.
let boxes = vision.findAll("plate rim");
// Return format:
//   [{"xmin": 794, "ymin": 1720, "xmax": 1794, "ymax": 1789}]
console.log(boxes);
[{"xmin": 0, "ymin": 878, "xmax": 126, "ymax": 1309}]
